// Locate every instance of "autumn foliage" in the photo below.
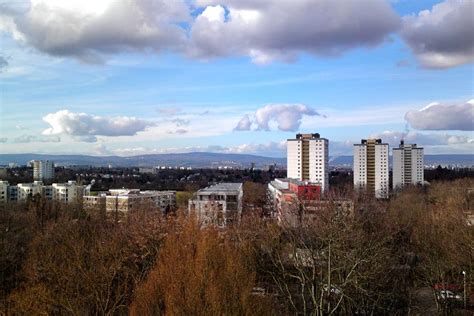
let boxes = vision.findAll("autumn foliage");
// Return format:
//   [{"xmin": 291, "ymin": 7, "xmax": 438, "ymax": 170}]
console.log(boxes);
[
  {"xmin": 130, "ymin": 215, "xmax": 272, "ymax": 315},
  {"xmin": 0, "ymin": 178, "xmax": 472, "ymax": 314}
]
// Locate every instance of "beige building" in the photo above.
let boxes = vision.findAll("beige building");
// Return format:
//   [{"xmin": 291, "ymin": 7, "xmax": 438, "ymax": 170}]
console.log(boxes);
[
  {"xmin": 17, "ymin": 181, "xmax": 45, "ymax": 201},
  {"xmin": 83, "ymin": 194, "xmax": 107, "ymax": 213},
  {"xmin": 52, "ymin": 181, "xmax": 84, "ymax": 203},
  {"xmin": 84, "ymin": 189, "xmax": 176, "ymax": 217},
  {"xmin": 353, "ymin": 139, "xmax": 389, "ymax": 199},
  {"xmin": 188, "ymin": 183, "xmax": 243, "ymax": 228},
  {"xmin": 287, "ymin": 133, "xmax": 329, "ymax": 192}
]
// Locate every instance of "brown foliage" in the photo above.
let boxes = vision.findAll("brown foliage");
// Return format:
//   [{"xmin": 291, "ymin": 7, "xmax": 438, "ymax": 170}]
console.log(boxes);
[
  {"xmin": 7, "ymin": 211, "xmax": 165, "ymax": 315},
  {"xmin": 1, "ymin": 178, "xmax": 472, "ymax": 314},
  {"xmin": 130, "ymin": 215, "xmax": 273, "ymax": 315}
]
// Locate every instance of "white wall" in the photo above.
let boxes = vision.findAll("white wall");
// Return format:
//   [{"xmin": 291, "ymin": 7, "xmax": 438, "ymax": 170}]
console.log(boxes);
[
  {"xmin": 375, "ymin": 144, "xmax": 389, "ymax": 199},
  {"xmin": 392, "ymin": 148, "xmax": 403, "ymax": 189},
  {"xmin": 287, "ymin": 140, "xmax": 300, "ymax": 180},
  {"xmin": 353, "ymin": 145, "xmax": 367, "ymax": 188},
  {"xmin": 308, "ymin": 138, "xmax": 328, "ymax": 192}
]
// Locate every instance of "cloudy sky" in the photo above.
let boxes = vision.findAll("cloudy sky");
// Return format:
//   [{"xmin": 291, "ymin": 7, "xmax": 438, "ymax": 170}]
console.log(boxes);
[{"xmin": 0, "ymin": 0, "xmax": 473, "ymax": 157}]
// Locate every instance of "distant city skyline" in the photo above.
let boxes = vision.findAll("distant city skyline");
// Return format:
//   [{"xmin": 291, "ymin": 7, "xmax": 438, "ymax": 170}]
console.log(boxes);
[{"xmin": 0, "ymin": 0, "xmax": 472, "ymax": 157}]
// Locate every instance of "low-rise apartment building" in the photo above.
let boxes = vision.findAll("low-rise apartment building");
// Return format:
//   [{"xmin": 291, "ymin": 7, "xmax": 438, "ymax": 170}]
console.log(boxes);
[
  {"xmin": 0, "ymin": 180, "xmax": 85, "ymax": 203},
  {"xmin": 52, "ymin": 181, "xmax": 84, "ymax": 203},
  {"xmin": 0, "ymin": 181, "xmax": 8, "ymax": 203},
  {"xmin": 268, "ymin": 178, "xmax": 353, "ymax": 226},
  {"xmin": 188, "ymin": 183, "xmax": 243, "ymax": 228},
  {"xmin": 84, "ymin": 189, "xmax": 176, "ymax": 217}
]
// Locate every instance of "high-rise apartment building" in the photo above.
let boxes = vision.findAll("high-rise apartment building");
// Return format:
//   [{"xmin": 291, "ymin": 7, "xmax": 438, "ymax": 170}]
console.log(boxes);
[
  {"xmin": 353, "ymin": 139, "xmax": 389, "ymax": 199},
  {"xmin": 33, "ymin": 160, "xmax": 55, "ymax": 181},
  {"xmin": 392, "ymin": 141, "xmax": 424, "ymax": 189},
  {"xmin": 287, "ymin": 133, "xmax": 329, "ymax": 192}
]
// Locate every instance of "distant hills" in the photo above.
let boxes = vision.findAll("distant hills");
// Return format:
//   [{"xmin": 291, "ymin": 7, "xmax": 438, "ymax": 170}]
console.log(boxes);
[
  {"xmin": 0, "ymin": 152, "xmax": 286, "ymax": 168},
  {"xmin": 0, "ymin": 152, "xmax": 472, "ymax": 168}
]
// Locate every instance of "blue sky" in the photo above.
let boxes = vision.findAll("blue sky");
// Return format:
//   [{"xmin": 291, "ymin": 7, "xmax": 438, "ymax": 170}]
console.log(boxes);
[{"xmin": 0, "ymin": 0, "xmax": 472, "ymax": 157}]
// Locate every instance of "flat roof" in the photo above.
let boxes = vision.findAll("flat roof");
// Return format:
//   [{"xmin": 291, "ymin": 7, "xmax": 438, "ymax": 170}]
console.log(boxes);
[{"xmin": 198, "ymin": 183, "xmax": 242, "ymax": 193}]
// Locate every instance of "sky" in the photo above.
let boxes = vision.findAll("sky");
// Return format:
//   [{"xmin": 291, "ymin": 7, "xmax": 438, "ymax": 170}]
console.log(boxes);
[{"xmin": 0, "ymin": 0, "xmax": 473, "ymax": 158}]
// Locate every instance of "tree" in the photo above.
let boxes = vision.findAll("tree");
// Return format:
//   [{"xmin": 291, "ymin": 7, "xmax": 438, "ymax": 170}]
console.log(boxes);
[
  {"xmin": 130, "ymin": 215, "xmax": 273, "ymax": 315},
  {"xmin": 8, "ymin": 210, "xmax": 166, "ymax": 315}
]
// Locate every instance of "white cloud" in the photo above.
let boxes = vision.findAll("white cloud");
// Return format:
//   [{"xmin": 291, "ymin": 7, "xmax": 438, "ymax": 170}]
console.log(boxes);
[
  {"xmin": 0, "ymin": 0, "xmax": 190, "ymax": 63},
  {"xmin": 92, "ymin": 143, "xmax": 113, "ymax": 156},
  {"xmin": 1, "ymin": 0, "xmax": 402, "ymax": 64},
  {"xmin": 42, "ymin": 110, "xmax": 155, "ymax": 142},
  {"xmin": 190, "ymin": 0, "xmax": 400, "ymax": 63},
  {"xmin": 235, "ymin": 104, "xmax": 323, "ymax": 131},
  {"xmin": 13, "ymin": 134, "xmax": 61, "ymax": 143},
  {"xmin": 234, "ymin": 114, "xmax": 252, "ymax": 131},
  {"xmin": 405, "ymin": 100, "xmax": 473, "ymax": 131},
  {"xmin": 401, "ymin": 0, "xmax": 474, "ymax": 68},
  {"xmin": 370, "ymin": 130, "xmax": 473, "ymax": 146},
  {"xmin": 167, "ymin": 128, "xmax": 188, "ymax": 135},
  {"xmin": 223, "ymin": 141, "xmax": 286, "ymax": 156},
  {"xmin": 171, "ymin": 118, "xmax": 190, "ymax": 127}
]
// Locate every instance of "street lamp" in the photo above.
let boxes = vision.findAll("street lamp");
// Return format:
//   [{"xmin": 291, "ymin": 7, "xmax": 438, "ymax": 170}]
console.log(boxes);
[{"xmin": 462, "ymin": 271, "xmax": 467, "ymax": 309}]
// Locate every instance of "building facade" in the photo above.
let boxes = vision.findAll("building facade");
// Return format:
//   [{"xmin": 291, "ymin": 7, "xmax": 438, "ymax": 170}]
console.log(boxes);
[
  {"xmin": 33, "ymin": 160, "xmax": 55, "ymax": 181},
  {"xmin": 287, "ymin": 133, "xmax": 329, "ymax": 192},
  {"xmin": 188, "ymin": 183, "xmax": 243, "ymax": 228},
  {"xmin": 52, "ymin": 181, "xmax": 84, "ymax": 203},
  {"xmin": 0, "ymin": 180, "xmax": 85, "ymax": 203},
  {"xmin": 353, "ymin": 139, "xmax": 389, "ymax": 199},
  {"xmin": 0, "ymin": 181, "xmax": 8, "ymax": 203},
  {"xmin": 392, "ymin": 141, "xmax": 424, "ymax": 189},
  {"xmin": 84, "ymin": 189, "xmax": 176, "ymax": 217},
  {"xmin": 17, "ymin": 181, "xmax": 45, "ymax": 200},
  {"xmin": 267, "ymin": 178, "xmax": 352, "ymax": 226}
]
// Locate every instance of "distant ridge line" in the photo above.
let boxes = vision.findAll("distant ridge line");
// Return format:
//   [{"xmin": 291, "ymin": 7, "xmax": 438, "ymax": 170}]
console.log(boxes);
[{"xmin": 0, "ymin": 152, "xmax": 472, "ymax": 168}]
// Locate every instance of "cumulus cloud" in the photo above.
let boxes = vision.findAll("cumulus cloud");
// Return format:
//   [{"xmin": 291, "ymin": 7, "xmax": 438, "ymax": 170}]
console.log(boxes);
[
  {"xmin": 190, "ymin": 0, "xmax": 400, "ymax": 63},
  {"xmin": 401, "ymin": 0, "xmax": 474, "ymax": 68},
  {"xmin": 0, "ymin": 0, "xmax": 190, "ymax": 63},
  {"xmin": 1, "ymin": 0, "xmax": 401, "ymax": 64},
  {"xmin": 370, "ymin": 130, "xmax": 472, "ymax": 146},
  {"xmin": 234, "ymin": 114, "xmax": 252, "ymax": 131},
  {"xmin": 13, "ymin": 134, "xmax": 61, "ymax": 143},
  {"xmin": 405, "ymin": 100, "xmax": 473, "ymax": 131},
  {"xmin": 223, "ymin": 141, "xmax": 286, "ymax": 156},
  {"xmin": 42, "ymin": 110, "xmax": 155, "ymax": 142},
  {"xmin": 235, "ymin": 104, "xmax": 323, "ymax": 131}
]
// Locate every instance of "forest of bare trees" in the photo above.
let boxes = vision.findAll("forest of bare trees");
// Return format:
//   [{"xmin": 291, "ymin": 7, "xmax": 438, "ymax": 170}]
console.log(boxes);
[{"xmin": 0, "ymin": 178, "xmax": 472, "ymax": 315}]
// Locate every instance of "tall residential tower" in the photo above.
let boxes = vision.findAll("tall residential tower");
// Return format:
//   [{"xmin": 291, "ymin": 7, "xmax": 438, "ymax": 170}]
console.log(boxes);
[
  {"xmin": 287, "ymin": 133, "xmax": 329, "ymax": 192},
  {"xmin": 392, "ymin": 141, "xmax": 424, "ymax": 189},
  {"xmin": 353, "ymin": 139, "xmax": 389, "ymax": 199},
  {"xmin": 33, "ymin": 160, "xmax": 55, "ymax": 181}
]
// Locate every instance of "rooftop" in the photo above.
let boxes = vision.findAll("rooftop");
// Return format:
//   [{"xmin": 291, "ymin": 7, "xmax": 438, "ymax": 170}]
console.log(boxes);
[{"xmin": 198, "ymin": 183, "xmax": 243, "ymax": 194}]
